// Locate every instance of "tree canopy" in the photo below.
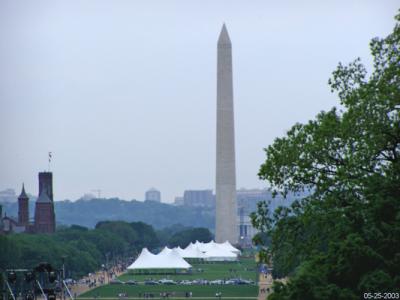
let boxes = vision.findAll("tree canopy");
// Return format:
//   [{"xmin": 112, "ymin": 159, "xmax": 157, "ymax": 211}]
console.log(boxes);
[
  {"xmin": 167, "ymin": 227, "xmax": 213, "ymax": 248},
  {"xmin": 0, "ymin": 220, "xmax": 159, "ymax": 278},
  {"xmin": 252, "ymin": 12, "xmax": 400, "ymax": 300}
]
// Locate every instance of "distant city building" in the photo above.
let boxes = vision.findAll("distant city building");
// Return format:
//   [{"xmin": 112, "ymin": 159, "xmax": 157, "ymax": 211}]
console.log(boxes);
[
  {"xmin": 1, "ymin": 214, "xmax": 26, "ymax": 234},
  {"xmin": 0, "ymin": 172, "xmax": 56, "ymax": 235},
  {"xmin": 79, "ymin": 193, "xmax": 96, "ymax": 201},
  {"xmin": 236, "ymin": 188, "xmax": 270, "ymax": 214},
  {"xmin": 236, "ymin": 189, "xmax": 270, "ymax": 247},
  {"xmin": 183, "ymin": 190, "xmax": 214, "ymax": 208},
  {"xmin": 0, "ymin": 188, "xmax": 17, "ymax": 203},
  {"xmin": 236, "ymin": 188, "xmax": 299, "ymax": 247},
  {"xmin": 237, "ymin": 207, "xmax": 257, "ymax": 248},
  {"xmin": 0, "ymin": 184, "xmax": 34, "ymax": 234},
  {"xmin": 174, "ymin": 196, "xmax": 184, "ymax": 206},
  {"xmin": 145, "ymin": 188, "xmax": 161, "ymax": 202}
]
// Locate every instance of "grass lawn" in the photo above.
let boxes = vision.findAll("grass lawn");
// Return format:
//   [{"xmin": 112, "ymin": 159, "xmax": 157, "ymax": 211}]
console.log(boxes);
[
  {"xmin": 79, "ymin": 284, "xmax": 258, "ymax": 299},
  {"xmin": 118, "ymin": 258, "xmax": 258, "ymax": 282},
  {"xmin": 79, "ymin": 258, "xmax": 259, "ymax": 299}
]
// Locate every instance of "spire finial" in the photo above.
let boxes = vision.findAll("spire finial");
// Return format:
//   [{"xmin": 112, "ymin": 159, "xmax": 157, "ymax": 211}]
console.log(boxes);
[{"xmin": 19, "ymin": 183, "xmax": 28, "ymax": 199}]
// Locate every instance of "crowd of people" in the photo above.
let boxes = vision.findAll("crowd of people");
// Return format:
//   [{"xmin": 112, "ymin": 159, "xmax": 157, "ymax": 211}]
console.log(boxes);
[
  {"xmin": 134, "ymin": 291, "xmax": 193, "ymax": 298},
  {"xmin": 69, "ymin": 260, "xmax": 129, "ymax": 297}
]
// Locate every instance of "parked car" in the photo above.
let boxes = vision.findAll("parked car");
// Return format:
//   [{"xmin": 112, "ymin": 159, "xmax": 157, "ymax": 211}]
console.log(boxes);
[
  {"xmin": 191, "ymin": 279, "xmax": 200, "ymax": 285},
  {"xmin": 225, "ymin": 279, "xmax": 237, "ymax": 285},
  {"xmin": 200, "ymin": 279, "xmax": 209, "ymax": 285},
  {"xmin": 241, "ymin": 279, "xmax": 255, "ymax": 285},
  {"xmin": 210, "ymin": 279, "xmax": 224, "ymax": 285},
  {"xmin": 179, "ymin": 280, "xmax": 192, "ymax": 285},
  {"xmin": 144, "ymin": 280, "xmax": 159, "ymax": 285},
  {"xmin": 126, "ymin": 280, "xmax": 138, "ymax": 285},
  {"xmin": 236, "ymin": 279, "xmax": 249, "ymax": 285},
  {"xmin": 158, "ymin": 279, "xmax": 176, "ymax": 285},
  {"xmin": 110, "ymin": 279, "xmax": 125, "ymax": 285}
]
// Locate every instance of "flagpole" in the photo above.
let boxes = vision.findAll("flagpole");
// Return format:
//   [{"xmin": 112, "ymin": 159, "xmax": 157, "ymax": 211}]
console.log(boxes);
[{"xmin": 48, "ymin": 152, "xmax": 52, "ymax": 172}]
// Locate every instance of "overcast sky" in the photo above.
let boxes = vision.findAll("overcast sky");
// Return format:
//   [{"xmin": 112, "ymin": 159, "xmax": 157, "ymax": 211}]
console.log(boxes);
[{"xmin": 0, "ymin": 1, "xmax": 398, "ymax": 202}]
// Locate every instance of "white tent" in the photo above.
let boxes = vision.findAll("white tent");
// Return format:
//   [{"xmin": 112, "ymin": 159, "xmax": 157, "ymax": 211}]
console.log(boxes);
[
  {"xmin": 198, "ymin": 240, "xmax": 216, "ymax": 252},
  {"xmin": 221, "ymin": 241, "xmax": 241, "ymax": 254},
  {"xmin": 175, "ymin": 246, "xmax": 187, "ymax": 257},
  {"xmin": 179, "ymin": 244, "xmax": 208, "ymax": 259},
  {"xmin": 204, "ymin": 243, "xmax": 238, "ymax": 261},
  {"xmin": 159, "ymin": 249, "xmax": 192, "ymax": 269},
  {"xmin": 127, "ymin": 248, "xmax": 157, "ymax": 269},
  {"xmin": 194, "ymin": 240, "xmax": 205, "ymax": 249},
  {"xmin": 159, "ymin": 246, "xmax": 173, "ymax": 256},
  {"xmin": 195, "ymin": 240, "xmax": 241, "ymax": 256},
  {"xmin": 127, "ymin": 248, "xmax": 192, "ymax": 270},
  {"xmin": 183, "ymin": 243, "xmax": 197, "ymax": 254}
]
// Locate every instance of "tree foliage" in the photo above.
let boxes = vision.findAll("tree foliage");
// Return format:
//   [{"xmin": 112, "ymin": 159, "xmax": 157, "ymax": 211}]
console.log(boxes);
[
  {"xmin": 167, "ymin": 227, "xmax": 213, "ymax": 248},
  {"xmin": 0, "ymin": 221, "xmax": 212, "ymax": 280},
  {"xmin": 252, "ymin": 12, "xmax": 400, "ymax": 299},
  {"xmin": 0, "ymin": 221, "xmax": 160, "ymax": 278}
]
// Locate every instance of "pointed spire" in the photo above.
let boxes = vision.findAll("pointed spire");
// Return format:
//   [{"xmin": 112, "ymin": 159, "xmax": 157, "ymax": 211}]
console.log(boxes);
[
  {"xmin": 218, "ymin": 23, "xmax": 231, "ymax": 46},
  {"xmin": 18, "ymin": 183, "xmax": 29, "ymax": 199}
]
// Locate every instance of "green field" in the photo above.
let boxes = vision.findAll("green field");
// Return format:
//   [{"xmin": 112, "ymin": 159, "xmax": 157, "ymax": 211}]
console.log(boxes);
[
  {"xmin": 79, "ymin": 258, "xmax": 259, "ymax": 299},
  {"xmin": 118, "ymin": 258, "xmax": 258, "ymax": 282},
  {"xmin": 79, "ymin": 284, "xmax": 258, "ymax": 299}
]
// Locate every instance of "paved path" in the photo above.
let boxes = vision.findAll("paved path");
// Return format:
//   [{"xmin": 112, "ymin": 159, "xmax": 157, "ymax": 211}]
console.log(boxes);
[
  {"xmin": 257, "ymin": 273, "xmax": 273, "ymax": 300},
  {"xmin": 70, "ymin": 269, "xmax": 125, "ymax": 298}
]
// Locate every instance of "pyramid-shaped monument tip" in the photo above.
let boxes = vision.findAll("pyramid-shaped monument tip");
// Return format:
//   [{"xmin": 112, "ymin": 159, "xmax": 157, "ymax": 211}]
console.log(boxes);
[{"xmin": 218, "ymin": 23, "xmax": 231, "ymax": 45}]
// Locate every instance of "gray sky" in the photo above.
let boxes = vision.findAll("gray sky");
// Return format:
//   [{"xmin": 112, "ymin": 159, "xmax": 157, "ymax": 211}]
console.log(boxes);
[{"xmin": 0, "ymin": 0, "xmax": 398, "ymax": 202}]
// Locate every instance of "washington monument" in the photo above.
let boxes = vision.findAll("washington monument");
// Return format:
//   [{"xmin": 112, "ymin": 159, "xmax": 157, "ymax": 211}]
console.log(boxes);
[{"xmin": 215, "ymin": 24, "xmax": 238, "ymax": 244}]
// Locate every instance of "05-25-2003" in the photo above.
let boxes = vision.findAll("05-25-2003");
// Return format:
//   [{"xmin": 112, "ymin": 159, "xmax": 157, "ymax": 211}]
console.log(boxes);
[{"xmin": 363, "ymin": 293, "xmax": 399, "ymax": 299}]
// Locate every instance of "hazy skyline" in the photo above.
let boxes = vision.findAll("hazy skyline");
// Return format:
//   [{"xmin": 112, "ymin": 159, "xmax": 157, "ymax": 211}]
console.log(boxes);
[{"xmin": 1, "ymin": 1, "xmax": 398, "ymax": 202}]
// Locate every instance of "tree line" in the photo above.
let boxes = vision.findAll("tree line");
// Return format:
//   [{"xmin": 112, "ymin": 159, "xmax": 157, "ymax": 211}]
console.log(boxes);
[{"xmin": 0, "ymin": 221, "xmax": 212, "ymax": 279}]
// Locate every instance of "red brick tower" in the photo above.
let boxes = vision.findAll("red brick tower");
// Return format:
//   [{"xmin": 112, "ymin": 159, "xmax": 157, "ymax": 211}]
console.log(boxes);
[
  {"xmin": 34, "ymin": 172, "xmax": 55, "ymax": 233},
  {"xmin": 39, "ymin": 172, "xmax": 53, "ymax": 201},
  {"xmin": 34, "ymin": 188, "xmax": 55, "ymax": 233},
  {"xmin": 18, "ymin": 183, "xmax": 29, "ymax": 225}
]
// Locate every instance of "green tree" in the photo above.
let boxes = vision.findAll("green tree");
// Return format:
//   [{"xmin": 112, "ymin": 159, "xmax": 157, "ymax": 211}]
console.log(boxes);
[
  {"xmin": 130, "ymin": 221, "xmax": 160, "ymax": 251},
  {"xmin": 252, "ymin": 12, "xmax": 400, "ymax": 299},
  {"xmin": 167, "ymin": 227, "xmax": 213, "ymax": 248},
  {"xmin": 156, "ymin": 224, "xmax": 191, "ymax": 246}
]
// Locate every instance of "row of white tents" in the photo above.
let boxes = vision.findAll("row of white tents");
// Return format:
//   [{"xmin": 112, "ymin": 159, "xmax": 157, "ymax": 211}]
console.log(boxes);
[
  {"xmin": 127, "ymin": 240, "xmax": 241, "ymax": 270},
  {"xmin": 176, "ymin": 240, "xmax": 240, "ymax": 261}
]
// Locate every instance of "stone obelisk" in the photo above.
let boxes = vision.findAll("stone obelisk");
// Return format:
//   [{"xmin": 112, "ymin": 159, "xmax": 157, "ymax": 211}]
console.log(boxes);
[{"xmin": 215, "ymin": 24, "xmax": 237, "ymax": 244}]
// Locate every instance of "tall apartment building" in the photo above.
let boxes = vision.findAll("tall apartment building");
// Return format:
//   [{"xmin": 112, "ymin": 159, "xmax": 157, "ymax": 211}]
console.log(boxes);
[
  {"xmin": 183, "ymin": 190, "xmax": 214, "ymax": 208},
  {"xmin": 145, "ymin": 188, "xmax": 161, "ymax": 202}
]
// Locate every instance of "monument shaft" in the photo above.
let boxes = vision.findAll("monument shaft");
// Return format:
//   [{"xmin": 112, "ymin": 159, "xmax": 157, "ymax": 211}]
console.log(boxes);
[{"xmin": 215, "ymin": 25, "xmax": 237, "ymax": 244}]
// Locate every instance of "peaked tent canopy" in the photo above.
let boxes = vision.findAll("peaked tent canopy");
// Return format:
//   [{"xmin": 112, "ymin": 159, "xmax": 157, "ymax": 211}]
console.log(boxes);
[
  {"xmin": 159, "ymin": 246, "xmax": 173, "ymax": 256},
  {"xmin": 127, "ymin": 248, "xmax": 192, "ymax": 270},
  {"xmin": 203, "ymin": 243, "xmax": 238, "ymax": 262},
  {"xmin": 221, "ymin": 241, "xmax": 241, "ymax": 254},
  {"xmin": 175, "ymin": 246, "xmax": 186, "ymax": 257},
  {"xmin": 179, "ymin": 244, "xmax": 208, "ymax": 259}
]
